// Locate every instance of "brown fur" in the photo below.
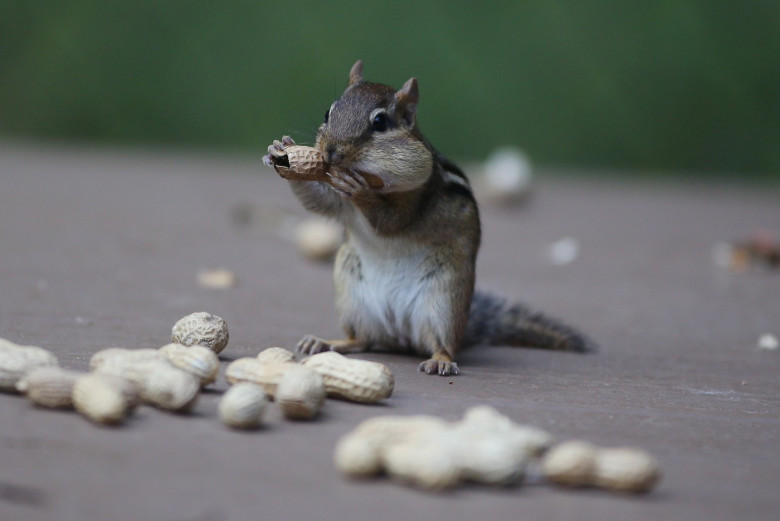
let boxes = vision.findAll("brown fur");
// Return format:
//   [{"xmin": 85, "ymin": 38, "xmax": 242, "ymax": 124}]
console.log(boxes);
[{"xmin": 266, "ymin": 61, "xmax": 594, "ymax": 376}]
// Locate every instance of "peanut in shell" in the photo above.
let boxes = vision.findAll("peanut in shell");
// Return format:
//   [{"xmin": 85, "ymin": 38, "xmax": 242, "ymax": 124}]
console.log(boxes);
[
  {"xmin": 17, "ymin": 366, "xmax": 82, "ymax": 409},
  {"xmin": 0, "ymin": 338, "xmax": 59, "ymax": 393},
  {"xmin": 159, "ymin": 343, "xmax": 220, "ymax": 387},
  {"xmin": 256, "ymin": 347, "xmax": 296, "ymax": 365},
  {"xmin": 301, "ymin": 351, "xmax": 393, "ymax": 403},
  {"xmin": 273, "ymin": 145, "xmax": 330, "ymax": 182},
  {"xmin": 275, "ymin": 366, "xmax": 326, "ymax": 420},
  {"xmin": 73, "ymin": 373, "xmax": 139, "ymax": 425},
  {"xmin": 225, "ymin": 358, "xmax": 298, "ymax": 399},
  {"xmin": 171, "ymin": 312, "xmax": 229, "ymax": 354},
  {"xmin": 218, "ymin": 383, "xmax": 268, "ymax": 429}
]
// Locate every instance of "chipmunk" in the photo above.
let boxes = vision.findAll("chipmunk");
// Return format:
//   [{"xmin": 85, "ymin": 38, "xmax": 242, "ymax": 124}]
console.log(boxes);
[{"xmin": 263, "ymin": 60, "xmax": 594, "ymax": 376}]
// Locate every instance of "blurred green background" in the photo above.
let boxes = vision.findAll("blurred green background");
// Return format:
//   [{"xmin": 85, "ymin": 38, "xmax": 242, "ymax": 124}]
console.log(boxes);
[{"xmin": 1, "ymin": 1, "xmax": 778, "ymax": 180}]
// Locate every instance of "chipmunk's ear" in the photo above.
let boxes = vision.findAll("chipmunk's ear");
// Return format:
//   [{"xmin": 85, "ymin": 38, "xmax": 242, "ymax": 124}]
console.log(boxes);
[
  {"xmin": 348, "ymin": 60, "xmax": 363, "ymax": 86},
  {"xmin": 395, "ymin": 77, "xmax": 419, "ymax": 128}
]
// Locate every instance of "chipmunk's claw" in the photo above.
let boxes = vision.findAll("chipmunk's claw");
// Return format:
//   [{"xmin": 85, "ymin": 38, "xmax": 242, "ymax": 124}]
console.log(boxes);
[
  {"xmin": 418, "ymin": 359, "xmax": 459, "ymax": 376},
  {"xmin": 327, "ymin": 168, "xmax": 372, "ymax": 198},
  {"xmin": 297, "ymin": 335, "xmax": 331, "ymax": 356}
]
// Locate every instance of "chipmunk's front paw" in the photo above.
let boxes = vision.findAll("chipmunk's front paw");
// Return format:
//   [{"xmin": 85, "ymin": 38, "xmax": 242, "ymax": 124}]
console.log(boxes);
[
  {"xmin": 263, "ymin": 138, "xmax": 330, "ymax": 183},
  {"xmin": 262, "ymin": 135, "xmax": 296, "ymax": 169},
  {"xmin": 418, "ymin": 359, "xmax": 459, "ymax": 376},
  {"xmin": 327, "ymin": 168, "xmax": 372, "ymax": 198}
]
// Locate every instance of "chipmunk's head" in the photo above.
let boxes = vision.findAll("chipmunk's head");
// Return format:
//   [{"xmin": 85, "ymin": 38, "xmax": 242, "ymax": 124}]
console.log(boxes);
[{"xmin": 316, "ymin": 60, "xmax": 433, "ymax": 192}]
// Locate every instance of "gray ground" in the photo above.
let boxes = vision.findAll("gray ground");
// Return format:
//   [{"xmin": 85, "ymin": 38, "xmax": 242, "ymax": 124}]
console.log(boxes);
[{"xmin": 0, "ymin": 143, "xmax": 778, "ymax": 521}]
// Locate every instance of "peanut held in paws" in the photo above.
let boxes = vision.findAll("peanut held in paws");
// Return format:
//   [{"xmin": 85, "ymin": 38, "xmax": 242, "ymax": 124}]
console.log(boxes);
[{"xmin": 264, "ymin": 137, "xmax": 330, "ymax": 183}]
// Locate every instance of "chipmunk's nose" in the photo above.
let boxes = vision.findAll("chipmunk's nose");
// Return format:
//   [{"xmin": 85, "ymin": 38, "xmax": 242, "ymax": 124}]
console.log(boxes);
[{"xmin": 326, "ymin": 146, "xmax": 345, "ymax": 165}]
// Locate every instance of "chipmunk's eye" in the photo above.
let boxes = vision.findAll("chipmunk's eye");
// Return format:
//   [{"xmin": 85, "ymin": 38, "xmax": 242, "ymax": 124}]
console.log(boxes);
[
  {"xmin": 371, "ymin": 112, "xmax": 388, "ymax": 132},
  {"xmin": 324, "ymin": 103, "xmax": 336, "ymax": 125}
]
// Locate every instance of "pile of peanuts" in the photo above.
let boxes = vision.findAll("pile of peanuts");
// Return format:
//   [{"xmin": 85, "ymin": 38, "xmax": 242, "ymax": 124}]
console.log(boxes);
[
  {"xmin": 222, "ymin": 347, "xmax": 393, "ymax": 427},
  {"xmin": 0, "ymin": 311, "xmax": 394, "ymax": 427},
  {"xmin": 2, "ymin": 312, "xmax": 660, "ymax": 496},
  {"xmin": 335, "ymin": 407, "xmax": 661, "ymax": 494}
]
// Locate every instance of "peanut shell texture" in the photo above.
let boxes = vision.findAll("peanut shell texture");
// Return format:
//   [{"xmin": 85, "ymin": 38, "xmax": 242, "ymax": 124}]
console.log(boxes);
[
  {"xmin": 256, "ymin": 347, "xmax": 296, "ymax": 365},
  {"xmin": 171, "ymin": 312, "xmax": 229, "ymax": 354},
  {"xmin": 159, "ymin": 343, "xmax": 220, "ymax": 387},
  {"xmin": 272, "ymin": 145, "xmax": 330, "ymax": 182},
  {"xmin": 301, "ymin": 351, "xmax": 394, "ymax": 403},
  {"xmin": 16, "ymin": 366, "xmax": 82, "ymax": 409}
]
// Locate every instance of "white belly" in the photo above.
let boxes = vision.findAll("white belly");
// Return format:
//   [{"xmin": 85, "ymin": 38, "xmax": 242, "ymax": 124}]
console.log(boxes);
[{"xmin": 337, "ymin": 242, "xmax": 436, "ymax": 350}]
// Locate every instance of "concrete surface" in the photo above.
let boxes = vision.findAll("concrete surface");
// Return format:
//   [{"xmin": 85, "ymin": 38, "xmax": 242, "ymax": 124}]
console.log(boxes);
[{"xmin": 0, "ymin": 143, "xmax": 778, "ymax": 521}]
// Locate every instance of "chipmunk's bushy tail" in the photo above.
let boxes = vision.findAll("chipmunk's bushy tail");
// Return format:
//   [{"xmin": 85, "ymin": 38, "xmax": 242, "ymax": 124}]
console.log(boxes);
[{"xmin": 465, "ymin": 290, "xmax": 596, "ymax": 352}]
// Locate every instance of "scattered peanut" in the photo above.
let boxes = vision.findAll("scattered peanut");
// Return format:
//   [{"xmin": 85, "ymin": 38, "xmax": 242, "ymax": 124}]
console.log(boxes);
[
  {"xmin": 159, "ymin": 343, "xmax": 220, "ymax": 387},
  {"xmin": 301, "ymin": 351, "xmax": 393, "ymax": 403},
  {"xmin": 592, "ymin": 447, "xmax": 661, "ymax": 493},
  {"xmin": 256, "ymin": 347, "xmax": 296, "ymax": 365},
  {"xmin": 333, "ymin": 435, "xmax": 384, "ymax": 478},
  {"xmin": 92, "ymin": 349, "xmax": 200, "ymax": 412},
  {"xmin": 458, "ymin": 405, "xmax": 553, "ymax": 457},
  {"xmin": 16, "ymin": 366, "xmax": 82, "ymax": 409},
  {"xmin": 0, "ymin": 337, "xmax": 59, "ymax": 393},
  {"xmin": 757, "ymin": 333, "xmax": 778, "ymax": 352},
  {"xmin": 73, "ymin": 373, "xmax": 139, "ymax": 425},
  {"xmin": 218, "ymin": 383, "xmax": 268, "ymax": 429},
  {"xmin": 197, "ymin": 268, "xmax": 237, "ymax": 289},
  {"xmin": 275, "ymin": 366, "xmax": 326, "ymax": 420},
  {"xmin": 334, "ymin": 406, "xmax": 550, "ymax": 490},
  {"xmin": 542, "ymin": 440, "xmax": 661, "ymax": 493},
  {"xmin": 540, "ymin": 440, "xmax": 598, "ymax": 487},
  {"xmin": 334, "ymin": 415, "xmax": 449, "ymax": 478},
  {"xmin": 89, "ymin": 347, "xmax": 165, "ymax": 370},
  {"xmin": 454, "ymin": 405, "xmax": 552, "ymax": 485},
  {"xmin": 295, "ymin": 218, "xmax": 343, "ymax": 262},
  {"xmin": 382, "ymin": 432, "xmax": 463, "ymax": 490},
  {"xmin": 225, "ymin": 358, "xmax": 298, "ymax": 398},
  {"xmin": 171, "ymin": 312, "xmax": 229, "ymax": 354},
  {"xmin": 480, "ymin": 146, "xmax": 533, "ymax": 206},
  {"xmin": 123, "ymin": 362, "xmax": 199, "ymax": 412}
]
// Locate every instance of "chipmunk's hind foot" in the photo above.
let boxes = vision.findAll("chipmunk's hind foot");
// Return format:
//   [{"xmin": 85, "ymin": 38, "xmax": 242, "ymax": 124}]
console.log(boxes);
[{"xmin": 418, "ymin": 351, "xmax": 460, "ymax": 376}]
